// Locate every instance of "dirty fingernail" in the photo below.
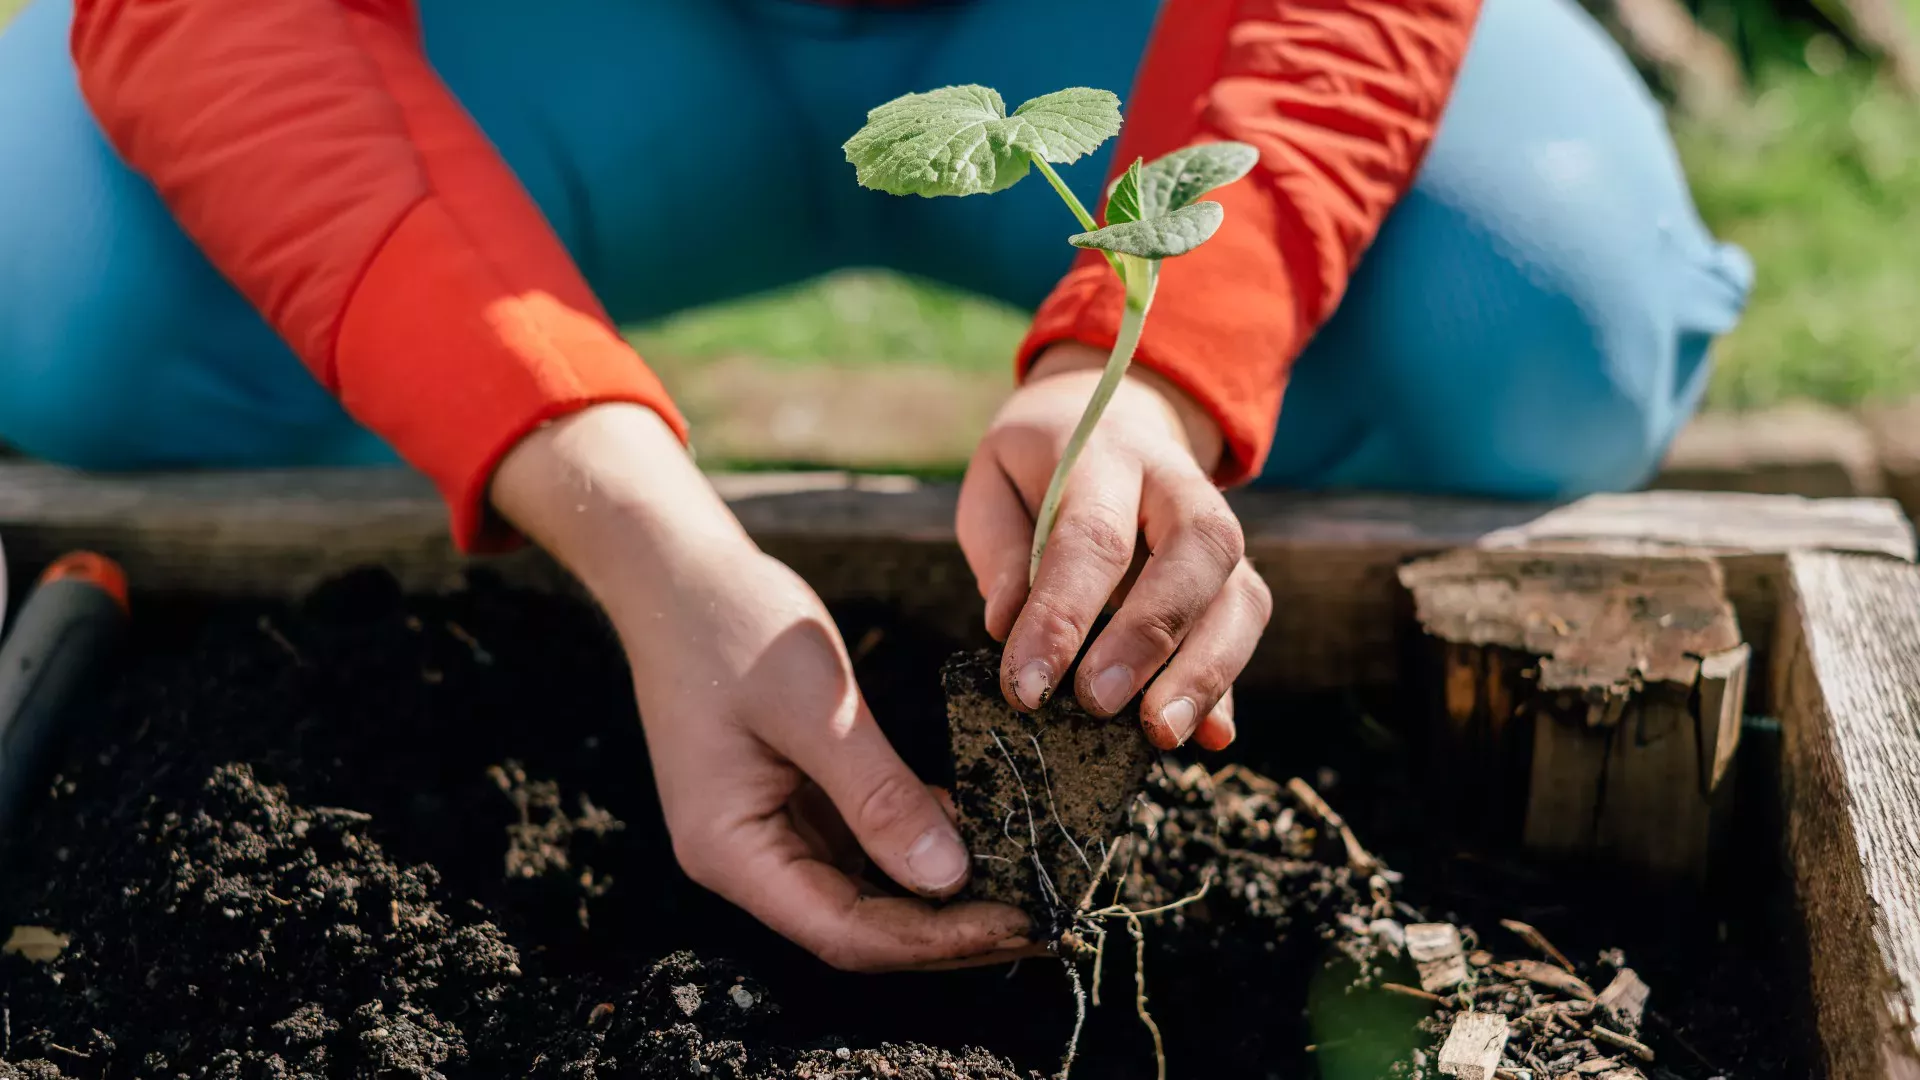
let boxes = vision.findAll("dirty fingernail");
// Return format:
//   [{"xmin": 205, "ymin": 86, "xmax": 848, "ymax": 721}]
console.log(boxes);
[
  {"xmin": 1088, "ymin": 665, "xmax": 1134, "ymax": 715},
  {"xmin": 1161, "ymin": 698, "xmax": 1199, "ymax": 745},
  {"xmin": 1015, "ymin": 660, "xmax": 1053, "ymax": 711},
  {"xmin": 905, "ymin": 826, "xmax": 970, "ymax": 892}
]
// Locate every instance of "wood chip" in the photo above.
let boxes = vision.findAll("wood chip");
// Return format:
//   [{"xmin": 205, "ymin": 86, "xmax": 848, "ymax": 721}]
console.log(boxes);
[
  {"xmin": 1500, "ymin": 919, "xmax": 1578, "ymax": 973},
  {"xmin": 1574, "ymin": 1058, "xmax": 1622, "ymax": 1075},
  {"xmin": 1596, "ymin": 968, "xmax": 1650, "ymax": 1029},
  {"xmin": 3, "ymin": 925, "xmax": 69, "ymax": 963},
  {"xmin": 1286, "ymin": 776, "xmax": 1383, "ymax": 873},
  {"xmin": 1407, "ymin": 922, "xmax": 1471, "ymax": 992},
  {"xmin": 1493, "ymin": 958, "xmax": 1596, "ymax": 1001},
  {"xmin": 1591, "ymin": 1026, "xmax": 1656, "ymax": 1063},
  {"xmin": 1381, "ymin": 982, "xmax": 1444, "ymax": 1004},
  {"xmin": 1438, "ymin": 1011, "xmax": 1511, "ymax": 1080}
]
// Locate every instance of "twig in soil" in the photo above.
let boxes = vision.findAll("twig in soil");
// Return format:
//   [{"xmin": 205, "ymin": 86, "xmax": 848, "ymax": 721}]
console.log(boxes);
[
  {"xmin": 446, "ymin": 621, "xmax": 494, "ymax": 665},
  {"xmin": 1126, "ymin": 913, "xmax": 1169, "ymax": 1080},
  {"xmin": 848, "ymin": 626, "xmax": 884, "ymax": 665},
  {"xmin": 47, "ymin": 1043, "xmax": 91, "ymax": 1060},
  {"xmin": 1591, "ymin": 1025, "xmax": 1655, "ymax": 1063},
  {"xmin": 1026, "ymin": 733, "xmax": 1094, "ymax": 875},
  {"xmin": 1380, "ymin": 982, "xmax": 1445, "ymax": 1004},
  {"xmin": 257, "ymin": 615, "xmax": 306, "ymax": 667},
  {"xmin": 1285, "ymin": 776, "xmax": 1383, "ymax": 874},
  {"xmin": 1500, "ymin": 918, "xmax": 1577, "ymax": 974},
  {"xmin": 1057, "ymin": 958, "xmax": 1087, "ymax": 1080}
]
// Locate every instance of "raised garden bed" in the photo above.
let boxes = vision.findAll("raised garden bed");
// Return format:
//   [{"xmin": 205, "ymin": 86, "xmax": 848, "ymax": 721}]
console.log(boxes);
[{"xmin": 0, "ymin": 465, "xmax": 1916, "ymax": 1080}]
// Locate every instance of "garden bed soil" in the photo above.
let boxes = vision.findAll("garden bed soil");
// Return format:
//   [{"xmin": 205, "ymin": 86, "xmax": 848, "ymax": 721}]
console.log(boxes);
[{"xmin": 0, "ymin": 570, "xmax": 1817, "ymax": 1079}]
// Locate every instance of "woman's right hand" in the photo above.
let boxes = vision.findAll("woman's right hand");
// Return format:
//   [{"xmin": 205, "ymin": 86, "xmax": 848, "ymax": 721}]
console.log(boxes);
[{"xmin": 490, "ymin": 404, "xmax": 1036, "ymax": 971}]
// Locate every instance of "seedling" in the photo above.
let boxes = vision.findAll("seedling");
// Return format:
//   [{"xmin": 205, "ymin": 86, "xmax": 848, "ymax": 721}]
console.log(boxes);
[{"xmin": 845, "ymin": 85, "xmax": 1257, "ymax": 580}]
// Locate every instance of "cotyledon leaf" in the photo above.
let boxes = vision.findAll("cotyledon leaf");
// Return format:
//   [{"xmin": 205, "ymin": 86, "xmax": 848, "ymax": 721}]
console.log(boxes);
[
  {"xmin": 1069, "ymin": 201, "xmax": 1225, "ymax": 259},
  {"xmin": 843, "ymin": 84, "xmax": 1121, "ymax": 198},
  {"xmin": 1105, "ymin": 158, "xmax": 1145, "ymax": 226},
  {"xmin": 1109, "ymin": 141, "xmax": 1260, "ymax": 219}
]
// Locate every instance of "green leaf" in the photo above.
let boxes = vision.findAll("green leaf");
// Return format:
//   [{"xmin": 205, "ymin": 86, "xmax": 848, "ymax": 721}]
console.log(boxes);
[
  {"xmin": 842, "ymin": 85, "xmax": 1031, "ymax": 197},
  {"xmin": 842, "ymin": 84, "xmax": 1122, "ymax": 198},
  {"xmin": 1138, "ymin": 142, "xmax": 1259, "ymax": 217},
  {"xmin": 1069, "ymin": 201, "xmax": 1225, "ymax": 259},
  {"xmin": 1106, "ymin": 158, "xmax": 1144, "ymax": 226},
  {"xmin": 1008, "ymin": 88, "xmax": 1123, "ymax": 164}
]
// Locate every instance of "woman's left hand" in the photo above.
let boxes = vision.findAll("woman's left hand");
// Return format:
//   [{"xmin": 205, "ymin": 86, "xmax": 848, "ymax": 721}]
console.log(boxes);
[{"xmin": 956, "ymin": 342, "xmax": 1272, "ymax": 751}]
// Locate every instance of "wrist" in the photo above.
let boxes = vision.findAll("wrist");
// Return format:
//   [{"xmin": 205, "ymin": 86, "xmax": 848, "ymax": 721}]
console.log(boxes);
[
  {"xmin": 490, "ymin": 403, "xmax": 757, "ymax": 619},
  {"xmin": 1027, "ymin": 342, "xmax": 1226, "ymax": 475}
]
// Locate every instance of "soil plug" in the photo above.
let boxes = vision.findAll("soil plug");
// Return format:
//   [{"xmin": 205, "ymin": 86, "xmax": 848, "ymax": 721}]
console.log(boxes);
[
  {"xmin": 0, "ymin": 552, "xmax": 129, "ymax": 844},
  {"xmin": 941, "ymin": 650, "xmax": 1154, "ymax": 939}
]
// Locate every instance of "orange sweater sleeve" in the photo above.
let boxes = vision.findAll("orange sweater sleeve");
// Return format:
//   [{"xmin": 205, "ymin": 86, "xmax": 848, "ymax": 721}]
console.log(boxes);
[
  {"xmin": 1019, "ymin": 0, "xmax": 1483, "ymax": 486},
  {"xmin": 70, "ymin": 0, "xmax": 688, "ymax": 552}
]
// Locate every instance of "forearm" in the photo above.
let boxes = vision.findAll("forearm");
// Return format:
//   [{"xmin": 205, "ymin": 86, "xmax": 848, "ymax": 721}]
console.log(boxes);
[
  {"xmin": 72, "ymin": 0, "xmax": 686, "ymax": 551},
  {"xmin": 490, "ymin": 405, "xmax": 757, "ymax": 629}
]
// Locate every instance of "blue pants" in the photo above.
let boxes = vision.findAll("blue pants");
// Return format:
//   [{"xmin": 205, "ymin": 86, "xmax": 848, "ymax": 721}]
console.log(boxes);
[{"xmin": 0, "ymin": 0, "xmax": 1750, "ymax": 498}]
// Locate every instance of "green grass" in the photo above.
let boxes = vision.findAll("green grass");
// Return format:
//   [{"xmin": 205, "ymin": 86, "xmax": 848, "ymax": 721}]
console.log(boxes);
[
  {"xmin": 629, "ymin": 270, "xmax": 1025, "ymax": 374},
  {"xmin": 1677, "ymin": 63, "xmax": 1920, "ymax": 409}
]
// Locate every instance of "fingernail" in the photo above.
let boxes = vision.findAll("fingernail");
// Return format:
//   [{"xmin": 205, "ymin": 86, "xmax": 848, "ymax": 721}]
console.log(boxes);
[
  {"xmin": 1015, "ymin": 660, "xmax": 1053, "ymax": 711},
  {"xmin": 905, "ymin": 825, "xmax": 970, "ymax": 892},
  {"xmin": 1161, "ymin": 697, "xmax": 1199, "ymax": 745},
  {"xmin": 1089, "ymin": 665, "xmax": 1134, "ymax": 715}
]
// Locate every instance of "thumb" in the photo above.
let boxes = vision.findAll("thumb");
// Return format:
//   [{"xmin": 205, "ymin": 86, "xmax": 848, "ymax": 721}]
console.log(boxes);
[{"xmin": 781, "ymin": 698, "xmax": 974, "ymax": 899}]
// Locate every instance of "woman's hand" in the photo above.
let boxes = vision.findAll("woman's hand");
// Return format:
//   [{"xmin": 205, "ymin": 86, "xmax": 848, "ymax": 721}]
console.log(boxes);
[
  {"xmin": 492, "ymin": 404, "xmax": 1034, "ymax": 971},
  {"xmin": 957, "ymin": 343, "xmax": 1272, "ymax": 751}
]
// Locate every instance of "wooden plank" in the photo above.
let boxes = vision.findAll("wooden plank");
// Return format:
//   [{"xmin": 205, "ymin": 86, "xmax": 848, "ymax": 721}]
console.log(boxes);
[
  {"xmin": 1774, "ymin": 553, "xmax": 1920, "ymax": 1080},
  {"xmin": 0, "ymin": 465, "xmax": 1910, "ymax": 695}
]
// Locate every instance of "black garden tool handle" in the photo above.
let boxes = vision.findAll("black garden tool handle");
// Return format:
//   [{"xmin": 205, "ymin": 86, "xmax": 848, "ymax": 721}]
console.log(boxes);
[{"xmin": 0, "ymin": 552, "xmax": 129, "ymax": 842}]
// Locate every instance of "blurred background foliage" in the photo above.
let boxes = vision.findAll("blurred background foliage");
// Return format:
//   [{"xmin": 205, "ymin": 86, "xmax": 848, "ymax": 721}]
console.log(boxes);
[{"xmin": 5, "ymin": 0, "xmax": 1917, "ymax": 422}]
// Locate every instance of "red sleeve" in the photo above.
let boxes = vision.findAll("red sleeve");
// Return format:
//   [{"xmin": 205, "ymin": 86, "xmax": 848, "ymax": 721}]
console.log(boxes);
[
  {"xmin": 1018, "ymin": 0, "xmax": 1483, "ymax": 486},
  {"xmin": 71, "ymin": 0, "xmax": 688, "ymax": 552}
]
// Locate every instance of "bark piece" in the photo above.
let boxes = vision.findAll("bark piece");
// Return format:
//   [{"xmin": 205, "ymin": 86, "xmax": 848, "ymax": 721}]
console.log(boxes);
[
  {"xmin": 1402, "ymin": 549, "xmax": 1748, "ymax": 878},
  {"xmin": 1408, "ymin": 922, "xmax": 1470, "ymax": 993},
  {"xmin": 1438, "ymin": 1011, "xmax": 1511, "ymax": 1080},
  {"xmin": 1493, "ymin": 959, "xmax": 1597, "ymax": 1001},
  {"xmin": 1597, "ymin": 968, "xmax": 1650, "ymax": 1030},
  {"xmin": 943, "ymin": 650, "xmax": 1155, "ymax": 939}
]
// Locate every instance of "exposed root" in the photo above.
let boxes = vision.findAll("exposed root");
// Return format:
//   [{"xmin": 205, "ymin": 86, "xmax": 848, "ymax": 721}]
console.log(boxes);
[
  {"xmin": 987, "ymin": 728, "xmax": 1065, "ymax": 917},
  {"xmin": 1127, "ymin": 914, "xmax": 1167, "ymax": 1080},
  {"xmin": 1056, "ymin": 958, "xmax": 1087, "ymax": 1080},
  {"xmin": 1028, "ymin": 732, "xmax": 1093, "ymax": 876}
]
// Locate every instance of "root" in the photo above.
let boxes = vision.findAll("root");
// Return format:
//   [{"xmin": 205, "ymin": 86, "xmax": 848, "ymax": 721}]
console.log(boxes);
[
  {"xmin": 1089, "ymin": 927, "xmax": 1109, "ymax": 1008},
  {"xmin": 1127, "ymin": 914, "xmax": 1167, "ymax": 1080},
  {"xmin": 1056, "ymin": 957, "xmax": 1088, "ymax": 1080},
  {"xmin": 1027, "ymin": 732, "xmax": 1093, "ymax": 875},
  {"xmin": 988, "ymin": 728, "xmax": 1065, "ymax": 915},
  {"xmin": 1083, "ymin": 869, "xmax": 1214, "ymax": 920}
]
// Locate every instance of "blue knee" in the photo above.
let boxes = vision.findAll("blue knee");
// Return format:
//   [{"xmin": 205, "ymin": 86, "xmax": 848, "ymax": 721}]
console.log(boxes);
[{"xmin": 1268, "ymin": 0, "xmax": 1751, "ymax": 501}]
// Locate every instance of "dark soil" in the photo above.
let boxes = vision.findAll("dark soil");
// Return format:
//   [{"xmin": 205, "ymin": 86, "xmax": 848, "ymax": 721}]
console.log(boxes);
[
  {"xmin": 0, "ymin": 570, "xmax": 1817, "ymax": 1079},
  {"xmin": 942, "ymin": 650, "xmax": 1155, "ymax": 940}
]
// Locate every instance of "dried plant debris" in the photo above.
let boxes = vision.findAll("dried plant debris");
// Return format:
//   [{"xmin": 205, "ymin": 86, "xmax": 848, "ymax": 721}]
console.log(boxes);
[{"xmin": 943, "ymin": 649, "xmax": 1156, "ymax": 939}]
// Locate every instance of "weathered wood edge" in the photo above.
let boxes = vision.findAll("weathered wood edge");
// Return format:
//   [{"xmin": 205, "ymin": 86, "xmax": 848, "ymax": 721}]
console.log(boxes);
[
  {"xmin": 1774, "ymin": 553, "xmax": 1920, "ymax": 1080},
  {"xmin": 0, "ymin": 465, "xmax": 1911, "ymax": 694}
]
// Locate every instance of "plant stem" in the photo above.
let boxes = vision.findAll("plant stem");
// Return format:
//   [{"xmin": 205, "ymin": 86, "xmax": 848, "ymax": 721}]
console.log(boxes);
[
  {"xmin": 1029, "ymin": 285, "xmax": 1153, "ymax": 583},
  {"xmin": 1033, "ymin": 158, "xmax": 1124, "ymax": 276}
]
